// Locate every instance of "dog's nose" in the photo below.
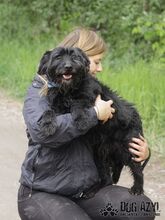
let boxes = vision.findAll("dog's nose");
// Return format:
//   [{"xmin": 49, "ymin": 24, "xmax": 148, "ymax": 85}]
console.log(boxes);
[{"xmin": 64, "ymin": 63, "xmax": 72, "ymax": 71}]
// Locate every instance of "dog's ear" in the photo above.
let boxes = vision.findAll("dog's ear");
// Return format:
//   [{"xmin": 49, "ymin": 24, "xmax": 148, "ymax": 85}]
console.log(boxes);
[{"xmin": 37, "ymin": 50, "xmax": 52, "ymax": 75}]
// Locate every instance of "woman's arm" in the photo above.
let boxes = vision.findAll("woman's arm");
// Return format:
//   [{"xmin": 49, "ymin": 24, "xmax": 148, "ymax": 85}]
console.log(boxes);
[{"xmin": 23, "ymin": 76, "xmax": 98, "ymax": 148}]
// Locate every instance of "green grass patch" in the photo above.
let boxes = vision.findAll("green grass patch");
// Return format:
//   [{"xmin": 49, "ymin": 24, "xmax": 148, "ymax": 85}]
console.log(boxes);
[{"xmin": 0, "ymin": 37, "xmax": 57, "ymax": 99}]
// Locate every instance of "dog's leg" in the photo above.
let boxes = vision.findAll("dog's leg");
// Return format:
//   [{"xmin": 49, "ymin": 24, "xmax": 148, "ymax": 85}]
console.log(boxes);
[
  {"xmin": 112, "ymin": 163, "xmax": 124, "ymax": 184},
  {"xmin": 129, "ymin": 161, "xmax": 144, "ymax": 195},
  {"xmin": 99, "ymin": 167, "xmax": 113, "ymax": 186},
  {"xmin": 38, "ymin": 110, "xmax": 57, "ymax": 136},
  {"xmin": 71, "ymin": 100, "xmax": 94, "ymax": 131}
]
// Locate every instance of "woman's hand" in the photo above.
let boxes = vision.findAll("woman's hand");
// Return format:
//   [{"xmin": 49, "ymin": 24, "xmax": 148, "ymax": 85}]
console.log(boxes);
[
  {"xmin": 94, "ymin": 95, "xmax": 115, "ymax": 123},
  {"xmin": 129, "ymin": 134, "xmax": 150, "ymax": 162}
]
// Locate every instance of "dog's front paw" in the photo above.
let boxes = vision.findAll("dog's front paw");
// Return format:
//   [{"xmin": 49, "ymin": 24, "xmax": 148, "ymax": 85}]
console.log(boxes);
[
  {"xmin": 39, "ymin": 110, "xmax": 56, "ymax": 136},
  {"xmin": 75, "ymin": 118, "xmax": 90, "ymax": 131},
  {"xmin": 72, "ymin": 110, "xmax": 90, "ymax": 131},
  {"xmin": 129, "ymin": 185, "xmax": 144, "ymax": 195}
]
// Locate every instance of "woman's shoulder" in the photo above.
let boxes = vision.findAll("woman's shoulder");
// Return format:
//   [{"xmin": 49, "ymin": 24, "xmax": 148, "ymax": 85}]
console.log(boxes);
[{"xmin": 31, "ymin": 74, "xmax": 44, "ymax": 89}]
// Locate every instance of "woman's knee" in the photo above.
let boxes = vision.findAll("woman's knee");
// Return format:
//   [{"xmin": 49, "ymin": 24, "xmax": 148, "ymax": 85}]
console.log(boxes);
[{"xmin": 78, "ymin": 185, "xmax": 155, "ymax": 220}]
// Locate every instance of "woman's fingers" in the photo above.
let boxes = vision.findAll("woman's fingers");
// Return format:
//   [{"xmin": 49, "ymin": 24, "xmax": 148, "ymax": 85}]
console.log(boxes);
[
  {"xmin": 132, "ymin": 157, "xmax": 143, "ymax": 162},
  {"xmin": 111, "ymin": 107, "xmax": 115, "ymax": 113},
  {"xmin": 129, "ymin": 135, "xmax": 149, "ymax": 162},
  {"xmin": 129, "ymin": 142, "xmax": 141, "ymax": 151},
  {"xmin": 131, "ymin": 137, "xmax": 143, "ymax": 146},
  {"xmin": 107, "ymin": 100, "xmax": 115, "ymax": 116}
]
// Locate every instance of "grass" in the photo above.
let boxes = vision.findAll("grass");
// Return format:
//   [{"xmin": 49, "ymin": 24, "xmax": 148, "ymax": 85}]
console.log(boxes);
[
  {"xmin": 0, "ymin": 37, "xmax": 57, "ymax": 99},
  {"xmin": 0, "ymin": 37, "xmax": 165, "ymax": 154}
]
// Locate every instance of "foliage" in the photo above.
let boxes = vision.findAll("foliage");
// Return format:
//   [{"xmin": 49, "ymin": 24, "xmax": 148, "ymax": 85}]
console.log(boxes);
[
  {"xmin": 0, "ymin": 3, "xmax": 30, "ymax": 39},
  {"xmin": 0, "ymin": 0, "xmax": 165, "ymax": 60},
  {"xmin": 132, "ymin": 12, "xmax": 165, "ymax": 61}
]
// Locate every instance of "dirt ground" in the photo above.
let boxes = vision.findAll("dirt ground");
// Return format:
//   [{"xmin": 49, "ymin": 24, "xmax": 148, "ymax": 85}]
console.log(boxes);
[{"xmin": 0, "ymin": 91, "xmax": 164, "ymax": 220}]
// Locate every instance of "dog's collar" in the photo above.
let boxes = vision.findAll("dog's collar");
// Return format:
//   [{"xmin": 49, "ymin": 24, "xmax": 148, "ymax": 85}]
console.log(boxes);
[{"xmin": 47, "ymin": 81, "xmax": 60, "ymax": 88}]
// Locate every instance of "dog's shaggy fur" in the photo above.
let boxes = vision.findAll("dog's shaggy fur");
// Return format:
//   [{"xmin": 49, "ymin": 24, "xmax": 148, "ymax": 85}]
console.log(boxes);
[{"xmin": 37, "ymin": 47, "xmax": 150, "ymax": 197}]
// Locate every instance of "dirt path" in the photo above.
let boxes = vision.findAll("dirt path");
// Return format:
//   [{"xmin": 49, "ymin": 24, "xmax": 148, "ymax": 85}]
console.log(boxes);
[
  {"xmin": 0, "ymin": 91, "xmax": 164, "ymax": 220},
  {"xmin": 0, "ymin": 92, "xmax": 27, "ymax": 220}
]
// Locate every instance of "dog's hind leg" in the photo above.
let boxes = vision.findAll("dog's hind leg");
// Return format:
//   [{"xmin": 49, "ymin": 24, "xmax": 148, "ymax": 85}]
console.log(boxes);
[{"xmin": 129, "ymin": 161, "xmax": 144, "ymax": 195}]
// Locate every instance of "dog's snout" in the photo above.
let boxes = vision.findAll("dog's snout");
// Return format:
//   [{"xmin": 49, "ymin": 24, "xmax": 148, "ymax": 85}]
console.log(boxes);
[{"xmin": 64, "ymin": 62, "xmax": 72, "ymax": 71}]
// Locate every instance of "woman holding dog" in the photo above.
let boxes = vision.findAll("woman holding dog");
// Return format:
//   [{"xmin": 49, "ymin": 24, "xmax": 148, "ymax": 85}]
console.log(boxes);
[{"xmin": 18, "ymin": 28, "xmax": 155, "ymax": 220}]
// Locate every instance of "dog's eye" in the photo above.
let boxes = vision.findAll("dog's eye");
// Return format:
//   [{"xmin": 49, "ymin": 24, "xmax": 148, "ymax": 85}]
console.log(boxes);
[
  {"xmin": 55, "ymin": 55, "xmax": 61, "ymax": 60},
  {"xmin": 76, "ymin": 56, "xmax": 81, "ymax": 61},
  {"xmin": 71, "ymin": 55, "xmax": 77, "ymax": 59},
  {"xmin": 71, "ymin": 55, "xmax": 81, "ymax": 61}
]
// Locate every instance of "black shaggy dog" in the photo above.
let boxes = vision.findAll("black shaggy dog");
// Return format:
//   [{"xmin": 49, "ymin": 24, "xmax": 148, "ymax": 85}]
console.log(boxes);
[{"xmin": 37, "ymin": 47, "xmax": 150, "ymax": 197}]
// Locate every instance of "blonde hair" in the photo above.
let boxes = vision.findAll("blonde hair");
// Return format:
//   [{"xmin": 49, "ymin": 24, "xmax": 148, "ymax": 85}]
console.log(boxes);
[{"xmin": 58, "ymin": 28, "xmax": 106, "ymax": 56}]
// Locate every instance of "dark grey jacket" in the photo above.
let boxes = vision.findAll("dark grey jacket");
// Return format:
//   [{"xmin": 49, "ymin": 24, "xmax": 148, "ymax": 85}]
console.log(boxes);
[{"xmin": 20, "ymin": 75, "xmax": 100, "ymax": 197}]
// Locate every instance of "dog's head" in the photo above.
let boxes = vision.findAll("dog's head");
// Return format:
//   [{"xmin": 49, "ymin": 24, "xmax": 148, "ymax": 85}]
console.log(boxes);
[{"xmin": 38, "ymin": 47, "xmax": 90, "ymax": 92}]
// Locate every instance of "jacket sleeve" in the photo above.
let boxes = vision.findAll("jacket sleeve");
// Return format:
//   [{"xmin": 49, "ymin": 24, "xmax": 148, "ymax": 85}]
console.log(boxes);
[{"xmin": 23, "ymin": 76, "xmax": 98, "ymax": 148}]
